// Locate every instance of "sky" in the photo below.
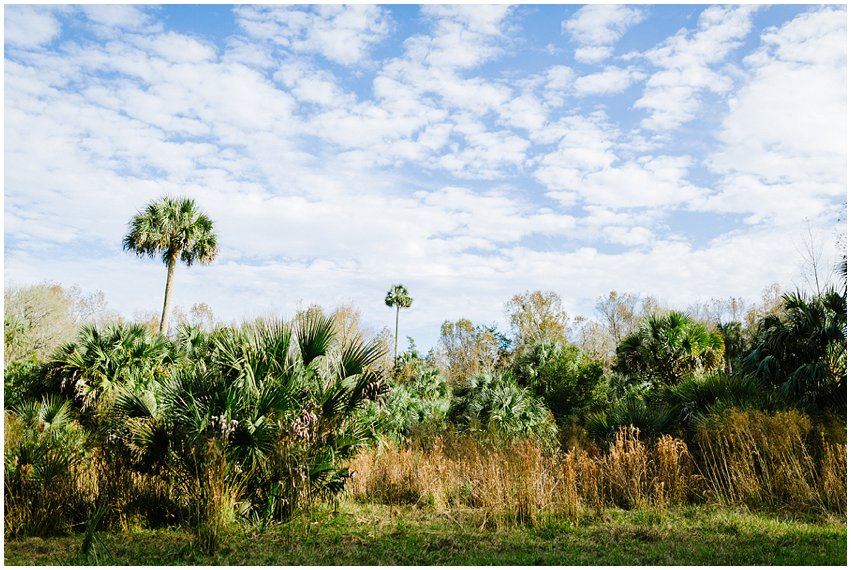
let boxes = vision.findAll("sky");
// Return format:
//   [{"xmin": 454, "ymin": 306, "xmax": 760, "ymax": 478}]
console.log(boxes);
[{"xmin": 3, "ymin": 3, "xmax": 847, "ymax": 350}]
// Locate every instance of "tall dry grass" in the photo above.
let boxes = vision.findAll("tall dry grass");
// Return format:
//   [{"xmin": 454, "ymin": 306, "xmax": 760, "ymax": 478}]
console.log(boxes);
[
  {"xmin": 695, "ymin": 409, "xmax": 847, "ymax": 514},
  {"xmin": 347, "ymin": 427, "xmax": 695, "ymax": 527},
  {"xmin": 348, "ymin": 412, "xmax": 845, "ymax": 526},
  {"xmin": 191, "ymin": 441, "xmax": 247, "ymax": 553}
]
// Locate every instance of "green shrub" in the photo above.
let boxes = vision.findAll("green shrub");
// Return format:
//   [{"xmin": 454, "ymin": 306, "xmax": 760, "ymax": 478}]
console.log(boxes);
[
  {"xmin": 4, "ymin": 357, "xmax": 49, "ymax": 409},
  {"xmin": 4, "ymin": 397, "xmax": 92, "ymax": 538},
  {"xmin": 513, "ymin": 341, "xmax": 605, "ymax": 423},
  {"xmin": 448, "ymin": 371, "xmax": 558, "ymax": 448}
]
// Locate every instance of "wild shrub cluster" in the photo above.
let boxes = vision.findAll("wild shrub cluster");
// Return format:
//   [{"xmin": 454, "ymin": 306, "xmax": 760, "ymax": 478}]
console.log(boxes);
[
  {"xmin": 4, "ymin": 282, "xmax": 847, "ymax": 545},
  {"xmin": 4, "ymin": 315, "xmax": 388, "ymax": 550}
]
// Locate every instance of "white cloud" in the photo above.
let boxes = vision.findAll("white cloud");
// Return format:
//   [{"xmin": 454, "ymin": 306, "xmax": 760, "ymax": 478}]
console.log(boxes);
[
  {"xmin": 415, "ymin": 4, "xmax": 513, "ymax": 69},
  {"xmin": 574, "ymin": 66, "xmax": 645, "ymax": 97},
  {"xmin": 535, "ymin": 114, "xmax": 705, "ymax": 209},
  {"xmin": 5, "ymin": 5, "xmax": 841, "ymax": 350},
  {"xmin": 81, "ymin": 4, "xmax": 158, "ymax": 35},
  {"xmin": 563, "ymin": 5, "xmax": 644, "ymax": 64},
  {"xmin": 699, "ymin": 7, "xmax": 846, "ymax": 226},
  {"xmin": 5, "ymin": 5, "xmax": 64, "ymax": 49},
  {"xmin": 636, "ymin": 5, "xmax": 759, "ymax": 131},
  {"xmin": 132, "ymin": 32, "xmax": 218, "ymax": 64},
  {"xmin": 275, "ymin": 59, "xmax": 356, "ymax": 108},
  {"xmin": 234, "ymin": 5, "xmax": 392, "ymax": 66},
  {"xmin": 435, "ymin": 121, "xmax": 530, "ymax": 180}
]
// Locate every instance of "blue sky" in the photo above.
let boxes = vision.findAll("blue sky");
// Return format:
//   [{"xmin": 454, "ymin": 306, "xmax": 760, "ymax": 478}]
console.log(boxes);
[{"xmin": 4, "ymin": 4, "xmax": 847, "ymax": 349}]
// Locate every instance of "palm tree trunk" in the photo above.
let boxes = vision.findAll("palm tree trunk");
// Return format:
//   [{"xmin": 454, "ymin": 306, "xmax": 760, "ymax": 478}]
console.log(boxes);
[
  {"xmin": 394, "ymin": 305, "xmax": 400, "ymax": 364},
  {"xmin": 159, "ymin": 254, "xmax": 177, "ymax": 336}
]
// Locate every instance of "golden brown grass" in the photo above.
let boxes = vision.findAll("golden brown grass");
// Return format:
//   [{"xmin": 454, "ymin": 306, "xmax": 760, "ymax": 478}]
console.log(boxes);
[
  {"xmin": 349, "ymin": 413, "xmax": 845, "ymax": 526},
  {"xmin": 695, "ymin": 409, "xmax": 847, "ymax": 514},
  {"xmin": 347, "ymin": 427, "xmax": 695, "ymax": 527}
]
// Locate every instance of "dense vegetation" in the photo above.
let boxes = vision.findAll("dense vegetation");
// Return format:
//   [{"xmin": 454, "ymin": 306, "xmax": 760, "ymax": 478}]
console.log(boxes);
[{"xmin": 3, "ymin": 197, "xmax": 846, "ymax": 564}]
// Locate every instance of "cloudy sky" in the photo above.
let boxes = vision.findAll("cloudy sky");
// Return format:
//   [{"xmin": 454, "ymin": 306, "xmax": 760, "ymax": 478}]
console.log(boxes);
[{"xmin": 4, "ymin": 4, "xmax": 847, "ymax": 349}]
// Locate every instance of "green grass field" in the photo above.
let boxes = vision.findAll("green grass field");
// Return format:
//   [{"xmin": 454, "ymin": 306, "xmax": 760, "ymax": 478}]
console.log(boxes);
[{"xmin": 5, "ymin": 502, "xmax": 846, "ymax": 566}]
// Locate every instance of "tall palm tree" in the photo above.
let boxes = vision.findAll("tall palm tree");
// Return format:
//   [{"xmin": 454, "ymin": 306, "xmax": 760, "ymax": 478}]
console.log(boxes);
[
  {"xmin": 123, "ymin": 196, "xmax": 218, "ymax": 336},
  {"xmin": 384, "ymin": 284, "xmax": 413, "ymax": 364}
]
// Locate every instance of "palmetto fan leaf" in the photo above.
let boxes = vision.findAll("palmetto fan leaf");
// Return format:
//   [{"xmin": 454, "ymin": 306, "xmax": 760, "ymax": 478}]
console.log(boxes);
[
  {"xmin": 126, "ymin": 416, "xmax": 172, "ymax": 469},
  {"xmin": 615, "ymin": 311, "xmax": 725, "ymax": 386},
  {"xmin": 448, "ymin": 371, "xmax": 557, "ymax": 445},
  {"xmin": 14, "ymin": 395, "xmax": 73, "ymax": 433},
  {"xmin": 337, "ymin": 337, "xmax": 385, "ymax": 379},
  {"xmin": 115, "ymin": 385, "xmax": 158, "ymax": 419},
  {"xmin": 296, "ymin": 313, "xmax": 336, "ymax": 369}
]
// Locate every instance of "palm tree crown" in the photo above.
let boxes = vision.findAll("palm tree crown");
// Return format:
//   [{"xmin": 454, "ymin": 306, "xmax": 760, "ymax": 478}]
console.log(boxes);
[
  {"xmin": 614, "ymin": 311, "xmax": 725, "ymax": 386},
  {"xmin": 123, "ymin": 196, "xmax": 218, "ymax": 336},
  {"xmin": 385, "ymin": 284, "xmax": 413, "ymax": 364}
]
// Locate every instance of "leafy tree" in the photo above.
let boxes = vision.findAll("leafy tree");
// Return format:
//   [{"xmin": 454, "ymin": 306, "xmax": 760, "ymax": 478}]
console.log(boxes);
[
  {"xmin": 513, "ymin": 340, "xmax": 605, "ymax": 424},
  {"xmin": 4, "ymin": 283, "xmax": 114, "ymax": 365},
  {"xmin": 614, "ymin": 311, "xmax": 725, "ymax": 387},
  {"xmin": 384, "ymin": 284, "xmax": 413, "ymax": 363},
  {"xmin": 3, "ymin": 358, "xmax": 49, "ymax": 410},
  {"xmin": 570, "ymin": 316, "xmax": 611, "ymax": 365},
  {"xmin": 435, "ymin": 318, "xmax": 501, "ymax": 385},
  {"xmin": 595, "ymin": 290, "xmax": 641, "ymax": 348},
  {"xmin": 123, "ymin": 196, "xmax": 218, "ymax": 336},
  {"xmin": 743, "ymin": 283, "xmax": 785, "ymax": 335},
  {"xmin": 744, "ymin": 288, "xmax": 846, "ymax": 414},
  {"xmin": 505, "ymin": 290, "xmax": 568, "ymax": 354}
]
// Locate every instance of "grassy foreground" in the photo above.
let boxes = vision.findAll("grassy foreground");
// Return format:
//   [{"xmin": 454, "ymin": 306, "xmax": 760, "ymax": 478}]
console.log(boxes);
[{"xmin": 5, "ymin": 502, "xmax": 846, "ymax": 566}]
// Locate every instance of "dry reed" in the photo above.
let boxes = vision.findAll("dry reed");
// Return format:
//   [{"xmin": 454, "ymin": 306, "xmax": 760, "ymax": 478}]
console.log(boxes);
[
  {"xmin": 695, "ymin": 409, "xmax": 846, "ymax": 515},
  {"xmin": 346, "ymin": 427, "xmax": 696, "ymax": 527}
]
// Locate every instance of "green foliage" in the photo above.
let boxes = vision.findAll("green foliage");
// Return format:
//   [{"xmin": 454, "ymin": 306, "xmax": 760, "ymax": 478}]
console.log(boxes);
[
  {"xmin": 448, "ymin": 371, "xmax": 558, "ymax": 447},
  {"xmin": 123, "ymin": 196, "xmax": 218, "ymax": 268},
  {"xmin": 48, "ymin": 322, "xmax": 175, "ymax": 413},
  {"xmin": 744, "ymin": 288, "xmax": 846, "ymax": 414},
  {"xmin": 661, "ymin": 372, "xmax": 769, "ymax": 434},
  {"xmin": 4, "ymin": 397, "xmax": 90, "ymax": 537},
  {"xmin": 716, "ymin": 321, "xmax": 749, "ymax": 373},
  {"xmin": 614, "ymin": 311, "xmax": 725, "ymax": 387},
  {"xmin": 585, "ymin": 393, "xmax": 671, "ymax": 442},
  {"xmin": 104, "ymin": 315, "xmax": 388, "ymax": 526},
  {"xmin": 4, "ymin": 357, "xmax": 49, "ymax": 409},
  {"xmin": 384, "ymin": 284, "xmax": 413, "ymax": 311},
  {"xmin": 513, "ymin": 340, "xmax": 606, "ymax": 424},
  {"xmin": 377, "ymin": 354, "xmax": 449, "ymax": 444}
]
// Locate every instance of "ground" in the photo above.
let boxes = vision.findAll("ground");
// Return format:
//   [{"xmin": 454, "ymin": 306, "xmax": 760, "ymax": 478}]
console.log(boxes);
[{"xmin": 4, "ymin": 502, "xmax": 846, "ymax": 566}]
